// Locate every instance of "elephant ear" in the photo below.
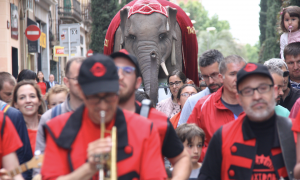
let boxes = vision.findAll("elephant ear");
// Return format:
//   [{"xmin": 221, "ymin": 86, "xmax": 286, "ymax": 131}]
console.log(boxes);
[
  {"xmin": 166, "ymin": 6, "xmax": 177, "ymax": 40},
  {"xmin": 166, "ymin": 6, "xmax": 178, "ymax": 66},
  {"xmin": 120, "ymin": 7, "xmax": 130, "ymax": 48}
]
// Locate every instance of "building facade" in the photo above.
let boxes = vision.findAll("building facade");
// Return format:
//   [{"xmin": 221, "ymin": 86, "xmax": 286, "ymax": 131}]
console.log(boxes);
[{"xmin": 0, "ymin": 0, "xmax": 91, "ymax": 82}]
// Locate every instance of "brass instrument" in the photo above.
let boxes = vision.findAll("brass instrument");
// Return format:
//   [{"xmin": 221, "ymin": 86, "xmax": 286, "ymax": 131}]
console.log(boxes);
[{"xmin": 98, "ymin": 110, "xmax": 117, "ymax": 180}]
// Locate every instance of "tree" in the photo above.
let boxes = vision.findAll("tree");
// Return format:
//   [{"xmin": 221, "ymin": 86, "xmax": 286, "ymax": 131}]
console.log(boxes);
[
  {"xmin": 259, "ymin": 0, "xmax": 267, "ymax": 46},
  {"xmin": 90, "ymin": 0, "xmax": 121, "ymax": 53},
  {"xmin": 179, "ymin": 1, "xmax": 230, "ymax": 32},
  {"xmin": 197, "ymin": 30, "xmax": 247, "ymax": 59},
  {"xmin": 245, "ymin": 43, "xmax": 259, "ymax": 63}
]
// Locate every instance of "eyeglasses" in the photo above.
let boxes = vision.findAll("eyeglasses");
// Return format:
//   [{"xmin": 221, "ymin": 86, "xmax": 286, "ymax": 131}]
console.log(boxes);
[
  {"xmin": 116, "ymin": 66, "xmax": 135, "ymax": 76},
  {"xmin": 181, "ymin": 92, "xmax": 197, "ymax": 97},
  {"xmin": 202, "ymin": 72, "xmax": 219, "ymax": 81},
  {"xmin": 67, "ymin": 76, "xmax": 78, "ymax": 81},
  {"xmin": 168, "ymin": 81, "xmax": 182, "ymax": 87},
  {"xmin": 286, "ymin": 61, "xmax": 300, "ymax": 67},
  {"xmin": 283, "ymin": 71, "xmax": 289, "ymax": 77},
  {"xmin": 238, "ymin": 84, "xmax": 274, "ymax": 97},
  {"xmin": 85, "ymin": 93, "xmax": 117, "ymax": 105}
]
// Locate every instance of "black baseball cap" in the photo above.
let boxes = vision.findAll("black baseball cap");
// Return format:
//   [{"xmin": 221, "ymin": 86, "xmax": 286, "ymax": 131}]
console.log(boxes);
[
  {"xmin": 78, "ymin": 54, "xmax": 119, "ymax": 96},
  {"xmin": 110, "ymin": 49, "xmax": 141, "ymax": 77},
  {"xmin": 236, "ymin": 63, "xmax": 274, "ymax": 90}
]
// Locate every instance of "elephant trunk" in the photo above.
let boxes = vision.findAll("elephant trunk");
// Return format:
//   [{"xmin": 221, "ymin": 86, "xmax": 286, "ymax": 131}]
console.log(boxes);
[{"xmin": 135, "ymin": 41, "xmax": 160, "ymax": 105}]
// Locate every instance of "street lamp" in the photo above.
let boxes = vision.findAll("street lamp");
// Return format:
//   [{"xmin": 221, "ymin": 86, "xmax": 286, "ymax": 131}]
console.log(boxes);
[{"xmin": 206, "ymin": 27, "xmax": 216, "ymax": 50}]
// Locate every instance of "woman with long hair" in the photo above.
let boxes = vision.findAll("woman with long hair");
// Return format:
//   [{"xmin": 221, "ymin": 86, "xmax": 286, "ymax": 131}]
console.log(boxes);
[
  {"xmin": 156, "ymin": 70, "xmax": 187, "ymax": 118},
  {"xmin": 11, "ymin": 80, "xmax": 46, "ymax": 155},
  {"xmin": 36, "ymin": 71, "xmax": 50, "ymax": 97}
]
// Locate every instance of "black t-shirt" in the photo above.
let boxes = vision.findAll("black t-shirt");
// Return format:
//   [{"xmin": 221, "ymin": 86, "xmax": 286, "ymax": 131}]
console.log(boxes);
[
  {"xmin": 279, "ymin": 85, "xmax": 300, "ymax": 111},
  {"xmin": 221, "ymin": 98, "xmax": 243, "ymax": 118},
  {"xmin": 247, "ymin": 114, "xmax": 276, "ymax": 179},
  {"xmin": 135, "ymin": 102, "xmax": 184, "ymax": 158}
]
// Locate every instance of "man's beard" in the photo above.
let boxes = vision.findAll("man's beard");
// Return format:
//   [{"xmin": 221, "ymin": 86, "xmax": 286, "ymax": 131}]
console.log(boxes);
[
  {"xmin": 244, "ymin": 96, "xmax": 276, "ymax": 121},
  {"xmin": 118, "ymin": 80, "xmax": 136, "ymax": 104},
  {"xmin": 276, "ymin": 95, "xmax": 282, "ymax": 105},
  {"xmin": 208, "ymin": 83, "xmax": 223, "ymax": 93}
]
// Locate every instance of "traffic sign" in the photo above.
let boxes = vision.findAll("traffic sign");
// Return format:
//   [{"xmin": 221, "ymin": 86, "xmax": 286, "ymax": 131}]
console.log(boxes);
[
  {"xmin": 25, "ymin": 25, "xmax": 41, "ymax": 41},
  {"xmin": 87, "ymin": 49, "xmax": 93, "ymax": 57},
  {"xmin": 59, "ymin": 24, "xmax": 80, "ymax": 56}
]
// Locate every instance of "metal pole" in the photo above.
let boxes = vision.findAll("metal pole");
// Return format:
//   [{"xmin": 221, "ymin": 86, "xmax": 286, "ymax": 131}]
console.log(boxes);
[
  {"xmin": 68, "ymin": 27, "xmax": 71, "ymax": 60},
  {"xmin": 58, "ymin": 57, "xmax": 61, "ymax": 84}
]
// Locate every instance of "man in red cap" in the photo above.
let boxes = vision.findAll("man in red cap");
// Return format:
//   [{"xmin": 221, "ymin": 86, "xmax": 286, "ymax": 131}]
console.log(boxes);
[
  {"xmin": 41, "ymin": 54, "xmax": 167, "ymax": 179},
  {"xmin": 111, "ymin": 49, "xmax": 192, "ymax": 180}
]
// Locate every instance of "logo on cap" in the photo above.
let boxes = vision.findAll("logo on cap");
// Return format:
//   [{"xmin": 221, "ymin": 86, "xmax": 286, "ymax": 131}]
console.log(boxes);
[
  {"xmin": 119, "ymin": 49, "xmax": 129, "ymax": 55},
  {"xmin": 244, "ymin": 63, "xmax": 257, "ymax": 72},
  {"xmin": 90, "ymin": 62, "xmax": 106, "ymax": 77}
]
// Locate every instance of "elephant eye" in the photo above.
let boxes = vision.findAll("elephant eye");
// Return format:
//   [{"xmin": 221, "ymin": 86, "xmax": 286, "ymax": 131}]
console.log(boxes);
[
  {"xmin": 128, "ymin": 34, "xmax": 136, "ymax": 40},
  {"xmin": 159, "ymin": 33, "xmax": 166, "ymax": 40}
]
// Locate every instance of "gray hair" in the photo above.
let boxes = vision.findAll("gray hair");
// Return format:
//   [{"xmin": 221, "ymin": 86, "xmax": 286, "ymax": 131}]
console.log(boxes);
[
  {"xmin": 199, "ymin": 49, "xmax": 224, "ymax": 67},
  {"xmin": 265, "ymin": 64, "xmax": 283, "ymax": 77},
  {"xmin": 219, "ymin": 55, "xmax": 246, "ymax": 75},
  {"xmin": 263, "ymin": 58, "xmax": 288, "ymax": 70}
]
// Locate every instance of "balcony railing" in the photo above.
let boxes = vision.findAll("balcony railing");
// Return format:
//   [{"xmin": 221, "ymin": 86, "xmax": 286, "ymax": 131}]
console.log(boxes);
[
  {"xmin": 81, "ymin": 3, "xmax": 92, "ymax": 25},
  {"xmin": 58, "ymin": 0, "xmax": 82, "ymax": 23}
]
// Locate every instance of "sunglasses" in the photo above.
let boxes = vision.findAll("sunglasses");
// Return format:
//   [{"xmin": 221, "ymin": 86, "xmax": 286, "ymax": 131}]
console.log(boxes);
[{"xmin": 283, "ymin": 71, "xmax": 289, "ymax": 77}]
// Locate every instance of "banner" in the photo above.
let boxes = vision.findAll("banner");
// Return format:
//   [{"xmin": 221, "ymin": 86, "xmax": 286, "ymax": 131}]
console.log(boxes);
[{"xmin": 40, "ymin": 32, "xmax": 46, "ymax": 48}]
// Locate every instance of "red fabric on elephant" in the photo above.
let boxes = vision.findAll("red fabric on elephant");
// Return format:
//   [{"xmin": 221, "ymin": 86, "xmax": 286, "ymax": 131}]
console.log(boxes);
[{"xmin": 103, "ymin": 0, "xmax": 199, "ymax": 86}]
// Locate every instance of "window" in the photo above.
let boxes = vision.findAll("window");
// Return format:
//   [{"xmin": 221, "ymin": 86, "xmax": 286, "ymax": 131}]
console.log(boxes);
[
  {"xmin": 81, "ymin": 47, "xmax": 83, "ymax": 56},
  {"xmin": 27, "ymin": 0, "xmax": 33, "ymax": 10},
  {"xmin": 80, "ymin": 35, "xmax": 83, "ymax": 45}
]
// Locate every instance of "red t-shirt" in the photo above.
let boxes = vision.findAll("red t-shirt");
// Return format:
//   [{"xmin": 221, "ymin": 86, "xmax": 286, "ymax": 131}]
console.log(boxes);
[
  {"xmin": 41, "ymin": 107, "xmax": 166, "ymax": 180},
  {"xmin": 170, "ymin": 111, "xmax": 181, "ymax": 129},
  {"xmin": 27, "ymin": 129, "xmax": 37, "ymax": 155},
  {"xmin": 37, "ymin": 82, "xmax": 46, "ymax": 95},
  {"xmin": 0, "ymin": 112, "xmax": 23, "ymax": 167}
]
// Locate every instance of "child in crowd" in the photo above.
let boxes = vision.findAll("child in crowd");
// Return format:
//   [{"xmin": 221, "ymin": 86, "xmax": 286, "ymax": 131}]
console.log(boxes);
[
  {"xmin": 46, "ymin": 84, "xmax": 69, "ymax": 109},
  {"xmin": 175, "ymin": 123, "xmax": 205, "ymax": 180},
  {"xmin": 280, "ymin": 6, "xmax": 300, "ymax": 59}
]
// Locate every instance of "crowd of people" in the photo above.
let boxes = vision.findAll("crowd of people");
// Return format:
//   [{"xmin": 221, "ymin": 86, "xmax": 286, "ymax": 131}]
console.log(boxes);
[{"xmin": 1, "ymin": 5, "xmax": 300, "ymax": 180}]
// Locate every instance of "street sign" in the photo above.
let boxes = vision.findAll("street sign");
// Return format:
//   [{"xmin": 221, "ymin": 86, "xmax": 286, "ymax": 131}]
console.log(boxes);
[
  {"xmin": 25, "ymin": 25, "xmax": 41, "ymax": 41},
  {"xmin": 59, "ymin": 24, "xmax": 80, "ymax": 57},
  {"xmin": 54, "ymin": 46, "xmax": 75, "ymax": 57},
  {"xmin": 40, "ymin": 32, "xmax": 46, "ymax": 48},
  {"xmin": 87, "ymin": 49, "xmax": 93, "ymax": 57}
]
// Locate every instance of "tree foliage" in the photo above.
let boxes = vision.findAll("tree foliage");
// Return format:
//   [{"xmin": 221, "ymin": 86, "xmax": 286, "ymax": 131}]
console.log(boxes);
[
  {"xmin": 198, "ymin": 30, "xmax": 246, "ymax": 58},
  {"xmin": 181, "ymin": 0, "xmax": 257, "ymax": 63},
  {"xmin": 90, "ymin": 0, "xmax": 121, "ymax": 53},
  {"xmin": 179, "ymin": 1, "xmax": 230, "ymax": 32}
]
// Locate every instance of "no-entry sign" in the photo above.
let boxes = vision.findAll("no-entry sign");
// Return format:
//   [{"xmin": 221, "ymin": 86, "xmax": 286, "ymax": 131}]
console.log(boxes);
[
  {"xmin": 25, "ymin": 25, "xmax": 41, "ymax": 41},
  {"xmin": 86, "ymin": 49, "xmax": 93, "ymax": 57}
]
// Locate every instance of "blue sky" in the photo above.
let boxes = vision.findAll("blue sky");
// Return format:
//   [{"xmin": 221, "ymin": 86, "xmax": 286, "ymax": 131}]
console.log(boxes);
[{"xmin": 202, "ymin": 0, "xmax": 260, "ymax": 46}]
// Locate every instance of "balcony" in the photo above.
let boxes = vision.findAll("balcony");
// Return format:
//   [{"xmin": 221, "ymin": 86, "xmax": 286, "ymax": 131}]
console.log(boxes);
[
  {"xmin": 81, "ymin": 3, "xmax": 92, "ymax": 26},
  {"xmin": 58, "ymin": 0, "xmax": 82, "ymax": 23}
]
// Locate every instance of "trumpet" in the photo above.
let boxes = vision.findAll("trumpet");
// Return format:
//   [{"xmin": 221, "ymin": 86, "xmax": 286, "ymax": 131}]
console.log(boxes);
[{"xmin": 97, "ymin": 110, "xmax": 117, "ymax": 180}]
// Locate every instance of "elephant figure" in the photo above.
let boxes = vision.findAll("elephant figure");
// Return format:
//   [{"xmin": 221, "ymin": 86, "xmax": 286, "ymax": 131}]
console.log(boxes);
[{"xmin": 104, "ymin": 0, "xmax": 199, "ymax": 104}]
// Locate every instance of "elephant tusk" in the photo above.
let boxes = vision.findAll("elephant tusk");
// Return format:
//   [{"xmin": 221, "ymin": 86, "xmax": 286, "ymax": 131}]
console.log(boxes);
[{"xmin": 161, "ymin": 62, "xmax": 169, "ymax": 76}]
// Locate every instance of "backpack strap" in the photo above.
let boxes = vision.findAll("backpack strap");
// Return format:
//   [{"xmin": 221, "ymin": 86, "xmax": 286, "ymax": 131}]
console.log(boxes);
[
  {"xmin": 140, "ymin": 99, "xmax": 152, "ymax": 118},
  {"xmin": 276, "ymin": 115, "xmax": 296, "ymax": 180},
  {"xmin": 1, "ymin": 104, "xmax": 9, "ymax": 113},
  {"xmin": 51, "ymin": 104, "xmax": 62, "ymax": 119},
  {"xmin": 1, "ymin": 113, "xmax": 6, "ymax": 138}
]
